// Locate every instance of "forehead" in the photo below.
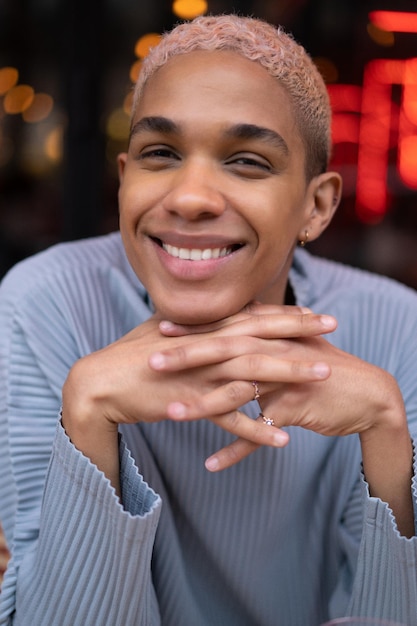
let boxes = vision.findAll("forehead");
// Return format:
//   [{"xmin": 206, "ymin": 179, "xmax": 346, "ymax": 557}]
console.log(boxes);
[{"xmin": 133, "ymin": 50, "xmax": 302, "ymax": 149}]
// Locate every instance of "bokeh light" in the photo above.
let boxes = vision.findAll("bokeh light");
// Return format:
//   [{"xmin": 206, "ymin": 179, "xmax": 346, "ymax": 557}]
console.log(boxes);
[
  {"xmin": 172, "ymin": 0, "xmax": 208, "ymax": 20},
  {"xmin": 0, "ymin": 67, "xmax": 19, "ymax": 95},
  {"xmin": 369, "ymin": 11, "xmax": 417, "ymax": 33},
  {"xmin": 23, "ymin": 93, "xmax": 54, "ymax": 123},
  {"xmin": 44, "ymin": 126, "xmax": 63, "ymax": 163},
  {"xmin": 4, "ymin": 84, "xmax": 34, "ymax": 114},
  {"xmin": 106, "ymin": 107, "xmax": 130, "ymax": 142},
  {"xmin": 398, "ymin": 135, "xmax": 417, "ymax": 189},
  {"xmin": 129, "ymin": 59, "xmax": 142, "ymax": 84},
  {"xmin": 123, "ymin": 91, "xmax": 134, "ymax": 117},
  {"xmin": 402, "ymin": 59, "xmax": 417, "ymax": 125},
  {"xmin": 19, "ymin": 120, "xmax": 64, "ymax": 175},
  {"xmin": 134, "ymin": 33, "xmax": 161, "ymax": 59}
]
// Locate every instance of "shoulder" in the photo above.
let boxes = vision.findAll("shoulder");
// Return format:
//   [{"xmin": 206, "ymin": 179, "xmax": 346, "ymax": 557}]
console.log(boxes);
[
  {"xmin": 292, "ymin": 248, "xmax": 417, "ymax": 311},
  {"xmin": 292, "ymin": 250, "xmax": 417, "ymax": 366},
  {"xmin": 2, "ymin": 231, "xmax": 124, "ymax": 286},
  {"xmin": 0, "ymin": 231, "xmax": 144, "ymax": 307},
  {"xmin": 0, "ymin": 232, "xmax": 150, "ymax": 353}
]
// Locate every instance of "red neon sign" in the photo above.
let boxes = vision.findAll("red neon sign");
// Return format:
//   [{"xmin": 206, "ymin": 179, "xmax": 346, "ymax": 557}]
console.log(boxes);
[
  {"xmin": 328, "ymin": 12, "xmax": 417, "ymax": 224},
  {"xmin": 369, "ymin": 11, "xmax": 417, "ymax": 34}
]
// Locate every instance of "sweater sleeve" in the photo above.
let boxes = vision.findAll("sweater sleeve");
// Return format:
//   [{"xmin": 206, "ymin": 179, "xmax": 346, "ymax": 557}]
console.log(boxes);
[
  {"xmin": 7, "ymin": 423, "xmax": 162, "ymax": 626},
  {"xmin": 328, "ymin": 284, "xmax": 417, "ymax": 624},
  {"xmin": 328, "ymin": 450, "xmax": 417, "ymax": 624},
  {"xmin": 341, "ymin": 455, "xmax": 417, "ymax": 624},
  {"xmin": 0, "ymin": 249, "xmax": 162, "ymax": 626}
]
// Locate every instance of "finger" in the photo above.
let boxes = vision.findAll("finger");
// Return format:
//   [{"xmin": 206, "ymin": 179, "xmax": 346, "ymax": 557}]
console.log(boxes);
[
  {"xmin": 221, "ymin": 312, "xmax": 337, "ymax": 339},
  {"xmin": 241, "ymin": 301, "xmax": 312, "ymax": 316},
  {"xmin": 151, "ymin": 315, "xmax": 336, "ymax": 370},
  {"xmin": 209, "ymin": 410, "xmax": 289, "ymax": 448},
  {"xmin": 158, "ymin": 303, "xmax": 312, "ymax": 336},
  {"xmin": 205, "ymin": 416, "xmax": 290, "ymax": 472},
  {"xmin": 166, "ymin": 365, "xmax": 328, "ymax": 421},
  {"xmin": 205, "ymin": 438, "xmax": 261, "ymax": 471}
]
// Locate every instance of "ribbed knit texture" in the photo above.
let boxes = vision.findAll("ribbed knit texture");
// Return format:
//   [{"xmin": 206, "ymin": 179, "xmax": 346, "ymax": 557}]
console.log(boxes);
[{"xmin": 1, "ymin": 232, "xmax": 417, "ymax": 625}]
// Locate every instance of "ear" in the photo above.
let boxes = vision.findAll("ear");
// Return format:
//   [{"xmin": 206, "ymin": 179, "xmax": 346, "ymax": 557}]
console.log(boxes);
[
  {"xmin": 117, "ymin": 152, "xmax": 128, "ymax": 183},
  {"xmin": 299, "ymin": 171, "xmax": 342, "ymax": 243}
]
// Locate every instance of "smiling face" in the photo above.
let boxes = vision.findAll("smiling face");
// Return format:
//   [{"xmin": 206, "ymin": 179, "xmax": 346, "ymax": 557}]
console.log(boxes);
[{"xmin": 118, "ymin": 50, "xmax": 338, "ymax": 324}]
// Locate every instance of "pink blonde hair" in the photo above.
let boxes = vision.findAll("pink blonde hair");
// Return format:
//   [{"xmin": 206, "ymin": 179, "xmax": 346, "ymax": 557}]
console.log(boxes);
[{"xmin": 132, "ymin": 14, "xmax": 331, "ymax": 179}]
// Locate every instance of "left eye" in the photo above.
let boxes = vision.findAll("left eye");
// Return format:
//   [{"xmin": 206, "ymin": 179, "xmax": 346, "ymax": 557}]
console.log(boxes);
[
  {"xmin": 140, "ymin": 148, "xmax": 178, "ymax": 160},
  {"xmin": 232, "ymin": 157, "xmax": 268, "ymax": 168},
  {"xmin": 225, "ymin": 155, "xmax": 272, "ymax": 174}
]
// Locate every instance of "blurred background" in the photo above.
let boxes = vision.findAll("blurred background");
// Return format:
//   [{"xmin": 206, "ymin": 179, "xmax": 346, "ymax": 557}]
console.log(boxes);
[{"xmin": 1, "ymin": 0, "xmax": 417, "ymax": 288}]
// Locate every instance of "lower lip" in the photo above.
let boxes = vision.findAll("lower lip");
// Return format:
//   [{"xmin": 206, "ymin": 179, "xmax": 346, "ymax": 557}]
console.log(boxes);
[{"xmin": 152, "ymin": 240, "xmax": 240, "ymax": 280}]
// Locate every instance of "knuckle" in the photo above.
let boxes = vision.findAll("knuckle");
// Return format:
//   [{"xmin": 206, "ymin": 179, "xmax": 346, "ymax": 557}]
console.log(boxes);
[
  {"xmin": 224, "ymin": 385, "xmax": 245, "ymax": 405},
  {"xmin": 290, "ymin": 360, "xmax": 303, "ymax": 377},
  {"xmin": 171, "ymin": 344, "xmax": 189, "ymax": 364},
  {"xmin": 247, "ymin": 353, "xmax": 264, "ymax": 371}
]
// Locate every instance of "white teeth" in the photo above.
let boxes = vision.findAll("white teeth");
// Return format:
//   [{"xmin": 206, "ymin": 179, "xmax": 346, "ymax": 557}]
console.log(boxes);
[
  {"xmin": 179, "ymin": 248, "xmax": 190, "ymax": 259},
  {"xmin": 190, "ymin": 249, "xmax": 202, "ymax": 261},
  {"xmin": 162, "ymin": 243, "xmax": 233, "ymax": 260}
]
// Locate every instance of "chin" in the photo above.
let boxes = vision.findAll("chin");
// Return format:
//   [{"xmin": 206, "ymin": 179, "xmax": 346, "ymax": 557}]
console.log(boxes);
[{"xmin": 155, "ymin": 299, "xmax": 238, "ymax": 326}]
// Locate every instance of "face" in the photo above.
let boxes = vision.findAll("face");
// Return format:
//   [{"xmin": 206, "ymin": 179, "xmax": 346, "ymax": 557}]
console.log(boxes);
[{"xmin": 118, "ymin": 50, "xmax": 323, "ymax": 324}]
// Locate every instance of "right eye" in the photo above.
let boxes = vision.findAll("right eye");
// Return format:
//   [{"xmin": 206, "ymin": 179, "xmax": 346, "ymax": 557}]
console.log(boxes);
[{"xmin": 138, "ymin": 147, "xmax": 179, "ymax": 161}]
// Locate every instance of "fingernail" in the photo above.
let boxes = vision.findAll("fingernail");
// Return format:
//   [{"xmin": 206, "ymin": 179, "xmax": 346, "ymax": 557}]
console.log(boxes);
[
  {"xmin": 168, "ymin": 402, "xmax": 187, "ymax": 419},
  {"xmin": 273, "ymin": 432, "xmax": 288, "ymax": 446},
  {"xmin": 159, "ymin": 320, "xmax": 175, "ymax": 332},
  {"xmin": 320, "ymin": 315, "xmax": 336, "ymax": 329},
  {"xmin": 313, "ymin": 362, "xmax": 330, "ymax": 378},
  {"xmin": 149, "ymin": 352, "xmax": 166, "ymax": 369},
  {"xmin": 205, "ymin": 457, "xmax": 219, "ymax": 471}
]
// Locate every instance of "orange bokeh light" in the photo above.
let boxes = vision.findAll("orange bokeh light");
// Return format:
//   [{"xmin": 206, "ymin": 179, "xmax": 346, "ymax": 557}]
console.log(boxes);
[
  {"xmin": 129, "ymin": 60, "xmax": 142, "ymax": 84},
  {"xmin": 172, "ymin": 0, "xmax": 208, "ymax": 20},
  {"xmin": 0, "ymin": 67, "xmax": 18, "ymax": 95},
  {"xmin": 134, "ymin": 34, "xmax": 161, "ymax": 59},
  {"xmin": 23, "ymin": 93, "xmax": 54, "ymax": 123},
  {"xmin": 4, "ymin": 84, "xmax": 34, "ymax": 114}
]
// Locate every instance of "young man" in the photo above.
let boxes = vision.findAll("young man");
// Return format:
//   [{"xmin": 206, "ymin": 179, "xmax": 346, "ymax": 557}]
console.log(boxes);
[{"xmin": 1, "ymin": 14, "xmax": 416, "ymax": 626}]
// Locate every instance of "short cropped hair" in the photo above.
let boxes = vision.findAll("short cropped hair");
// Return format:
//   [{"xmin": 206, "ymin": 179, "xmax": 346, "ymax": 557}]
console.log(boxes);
[{"xmin": 132, "ymin": 14, "xmax": 331, "ymax": 180}]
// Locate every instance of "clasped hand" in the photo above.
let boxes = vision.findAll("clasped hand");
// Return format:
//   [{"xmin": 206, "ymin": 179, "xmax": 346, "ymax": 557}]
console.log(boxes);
[
  {"xmin": 149, "ymin": 303, "xmax": 399, "ymax": 471},
  {"xmin": 66, "ymin": 303, "xmax": 400, "ymax": 473}
]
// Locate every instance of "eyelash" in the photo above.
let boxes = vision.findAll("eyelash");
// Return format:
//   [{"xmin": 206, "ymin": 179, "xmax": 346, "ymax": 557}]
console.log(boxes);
[
  {"xmin": 136, "ymin": 148, "xmax": 273, "ymax": 175},
  {"xmin": 227, "ymin": 156, "xmax": 271, "ymax": 171},
  {"xmin": 139, "ymin": 148, "xmax": 178, "ymax": 160}
]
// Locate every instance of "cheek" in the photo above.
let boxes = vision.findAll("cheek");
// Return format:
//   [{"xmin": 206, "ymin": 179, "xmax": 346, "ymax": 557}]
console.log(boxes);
[{"xmin": 118, "ymin": 184, "xmax": 146, "ymax": 230}]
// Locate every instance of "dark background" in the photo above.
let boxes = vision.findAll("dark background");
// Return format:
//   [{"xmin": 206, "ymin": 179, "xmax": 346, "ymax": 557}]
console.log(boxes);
[{"xmin": 1, "ymin": 0, "xmax": 417, "ymax": 287}]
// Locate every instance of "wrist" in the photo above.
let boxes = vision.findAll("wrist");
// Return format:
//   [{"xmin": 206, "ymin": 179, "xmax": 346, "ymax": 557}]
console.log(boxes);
[{"xmin": 62, "ymin": 358, "xmax": 121, "ymax": 494}]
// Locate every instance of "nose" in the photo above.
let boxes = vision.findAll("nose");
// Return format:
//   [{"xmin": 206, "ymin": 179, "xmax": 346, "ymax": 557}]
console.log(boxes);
[{"xmin": 162, "ymin": 160, "xmax": 227, "ymax": 221}]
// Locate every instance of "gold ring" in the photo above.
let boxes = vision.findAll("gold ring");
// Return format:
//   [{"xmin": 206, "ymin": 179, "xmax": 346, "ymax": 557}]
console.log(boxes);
[{"xmin": 252, "ymin": 380, "xmax": 260, "ymax": 401}]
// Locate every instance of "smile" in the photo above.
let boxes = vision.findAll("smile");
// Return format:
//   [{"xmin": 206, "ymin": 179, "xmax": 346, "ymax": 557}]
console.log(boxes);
[{"xmin": 161, "ymin": 242, "xmax": 237, "ymax": 261}]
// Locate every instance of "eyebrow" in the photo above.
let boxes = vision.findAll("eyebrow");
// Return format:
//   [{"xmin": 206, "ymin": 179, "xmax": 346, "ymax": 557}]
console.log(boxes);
[
  {"xmin": 130, "ymin": 116, "xmax": 178, "ymax": 140},
  {"xmin": 130, "ymin": 117, "xmax": 289, "ymax": 155},
  {"xmin": 224, "ymin": 123, "xmax": 289, "ymax": 155}
]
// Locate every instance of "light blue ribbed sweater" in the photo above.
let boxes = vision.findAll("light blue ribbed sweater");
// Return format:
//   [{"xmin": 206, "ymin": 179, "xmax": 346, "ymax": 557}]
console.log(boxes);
[{"xmin": 0, "ymin": 232, "xmax": 417, "ymax": 625}]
